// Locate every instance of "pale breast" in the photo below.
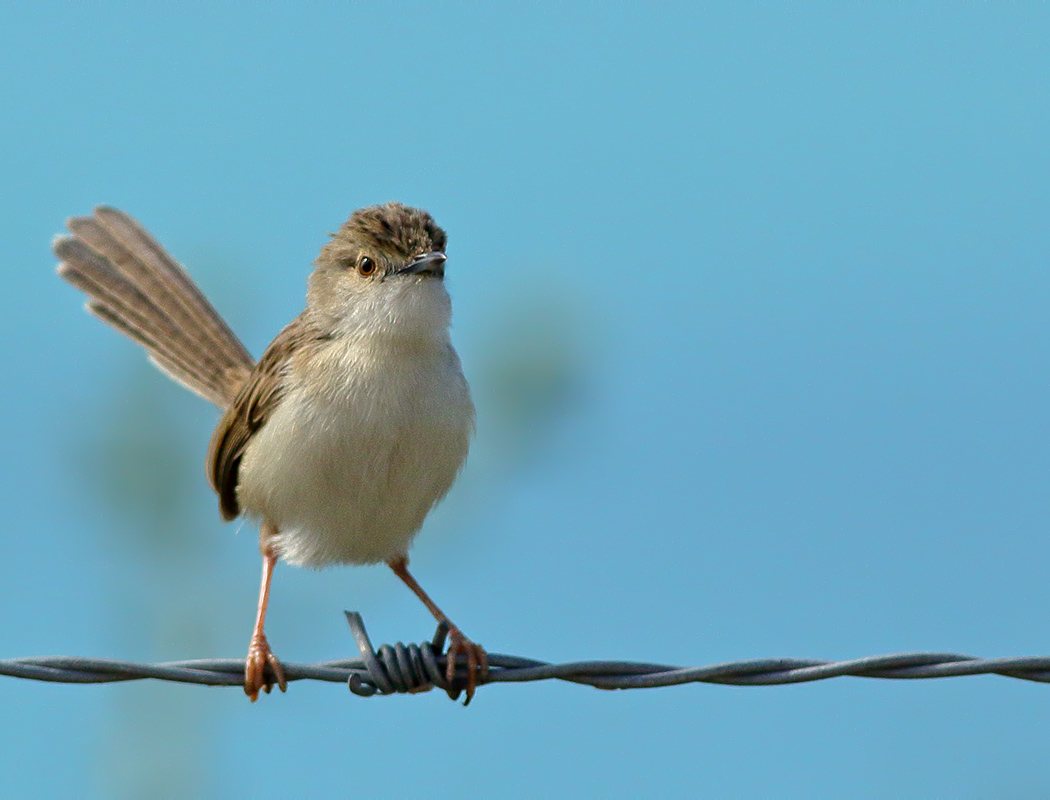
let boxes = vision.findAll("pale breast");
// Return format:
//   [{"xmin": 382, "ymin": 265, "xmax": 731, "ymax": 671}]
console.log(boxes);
[{"xmin": 236, "ymin": 335, "xmax": 473, "ymax": 567}]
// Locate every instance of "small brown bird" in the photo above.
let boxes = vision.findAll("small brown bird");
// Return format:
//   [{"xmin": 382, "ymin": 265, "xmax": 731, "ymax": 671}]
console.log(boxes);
[{"xmin": 54, "ymin": 204, "xmax": 488, "ymax": 703}]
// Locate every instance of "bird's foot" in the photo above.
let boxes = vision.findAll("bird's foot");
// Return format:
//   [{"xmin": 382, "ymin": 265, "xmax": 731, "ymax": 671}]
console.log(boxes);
[
  {"xmin": 244, "ymin": 632, "xmax": 287, "ymax": 702},
  {"xmin": 443, "ymin": 627, "xmax": 489, "ymax": 705}
]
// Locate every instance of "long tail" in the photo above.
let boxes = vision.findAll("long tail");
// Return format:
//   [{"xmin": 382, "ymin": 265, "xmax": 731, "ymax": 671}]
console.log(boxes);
[{"xmin": 54, "ymin": 206, "xmax": 254, "ymax": 408}]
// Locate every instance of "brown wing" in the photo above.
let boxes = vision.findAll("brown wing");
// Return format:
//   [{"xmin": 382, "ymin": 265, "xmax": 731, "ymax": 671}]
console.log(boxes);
[{"xmin": 206, "ymin": 313, "xmax": 326, "ymax": 520}]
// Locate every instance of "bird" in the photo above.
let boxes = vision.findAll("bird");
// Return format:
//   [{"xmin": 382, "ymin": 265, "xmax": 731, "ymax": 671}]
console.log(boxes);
[{"xmin": 53, "ymin": 203, "xmax": 488, "ymax": 703}]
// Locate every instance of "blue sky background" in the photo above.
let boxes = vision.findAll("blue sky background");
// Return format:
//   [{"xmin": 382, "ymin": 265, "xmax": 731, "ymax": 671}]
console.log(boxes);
[{"xmin": 1, "ymin": 3, "xmax": 1049, "ymax": 797}]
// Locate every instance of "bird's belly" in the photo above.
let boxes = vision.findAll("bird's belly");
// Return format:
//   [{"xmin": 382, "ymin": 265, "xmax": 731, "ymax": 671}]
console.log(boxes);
[{"xmin": 236, "ymin": 365, "xmax": 472, "ymax": 567}]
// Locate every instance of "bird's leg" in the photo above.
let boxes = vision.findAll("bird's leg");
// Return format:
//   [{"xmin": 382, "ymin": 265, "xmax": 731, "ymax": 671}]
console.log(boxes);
[
  {"xmin": 387, "ymin": 555, "xmax": 488, "ymax": 704},
  {"xmin": 244, "ymin": 522, "xmax": 287, "ymax": 701}
]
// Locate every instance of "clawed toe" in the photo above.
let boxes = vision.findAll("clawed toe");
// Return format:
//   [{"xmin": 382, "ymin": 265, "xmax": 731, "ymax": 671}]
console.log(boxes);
[
  {"xmin": 444, "ymin": 629, "xmax": 489, "ymax": 705},
  {"xmin": 245, "ymin": 634, "xmax": 287, "ymax": 701}
]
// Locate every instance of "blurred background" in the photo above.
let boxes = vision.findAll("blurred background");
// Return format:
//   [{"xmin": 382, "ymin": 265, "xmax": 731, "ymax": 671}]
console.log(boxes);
[{"xmin": 1, "ymin": 3, "xmax": 1049, "ymax": 797}]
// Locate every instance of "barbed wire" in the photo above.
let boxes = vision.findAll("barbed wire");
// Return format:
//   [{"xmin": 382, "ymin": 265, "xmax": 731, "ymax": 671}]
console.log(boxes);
[{"xmin": 2, "ymin": 612, "xmax": 1049, "ymax": 699}]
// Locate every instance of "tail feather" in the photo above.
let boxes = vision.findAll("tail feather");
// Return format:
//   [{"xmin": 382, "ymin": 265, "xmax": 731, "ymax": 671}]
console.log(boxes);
[
  {"xmin": 79, "ymin": 207, "xmax": 253, "ymax": 368},
  {"xmin": 64, "ymin": 211, "xmax": 244, "ymax": 374},
  {"xmin": 86, "ymin": 300, "xmax": 233, "ymax": 406},
  {"xmin": 54, "ymin": 207, "xmax": 254, "ymax": 408},
  {"xmin": 56, "ymin": 236, "xmax": 237, "ymax": 385}
]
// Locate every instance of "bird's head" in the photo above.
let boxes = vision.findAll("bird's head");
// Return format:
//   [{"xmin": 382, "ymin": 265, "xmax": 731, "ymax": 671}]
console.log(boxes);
[{"xmin": 308, "ymin": 202, "xmax": 452, "ymax": 339}]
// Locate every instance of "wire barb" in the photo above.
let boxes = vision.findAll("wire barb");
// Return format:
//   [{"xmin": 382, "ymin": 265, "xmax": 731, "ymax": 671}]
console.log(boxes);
[
  {"xmin": 344, "ymin": 611, "xmax": 452, "ymax": 696},
  {"xmin": 3, "ymin": 613, "xmax": 1050, "ymax": 695}
]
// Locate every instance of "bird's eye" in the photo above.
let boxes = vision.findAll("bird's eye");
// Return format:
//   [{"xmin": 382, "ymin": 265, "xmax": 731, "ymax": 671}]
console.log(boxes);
[{"xmin": 358, "ymin": 256, "xmax": 376, "ymax": 276}]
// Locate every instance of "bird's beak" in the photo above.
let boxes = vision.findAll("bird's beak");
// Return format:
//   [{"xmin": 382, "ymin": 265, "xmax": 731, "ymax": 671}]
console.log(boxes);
[{"xmin": 396, "ymin": 251, "xmax": 446, "ymax": 279}]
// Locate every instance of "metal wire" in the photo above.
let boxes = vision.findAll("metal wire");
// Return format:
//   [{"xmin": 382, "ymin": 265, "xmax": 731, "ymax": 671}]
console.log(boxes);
[{"xmin": 2, "ymin": 611, "xmax": 1049, "ymax": 699}]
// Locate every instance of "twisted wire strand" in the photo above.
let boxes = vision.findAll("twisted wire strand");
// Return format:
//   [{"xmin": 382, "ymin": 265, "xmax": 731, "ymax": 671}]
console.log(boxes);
[{"xmin": 2, "ymin": 612, "xmax": 1049, "ymax": 697}]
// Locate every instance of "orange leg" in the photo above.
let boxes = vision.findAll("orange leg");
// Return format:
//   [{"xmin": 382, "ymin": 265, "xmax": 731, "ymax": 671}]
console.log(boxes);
[
  {"xmin": 387, "ymin": 555, "xmax": 488, "ymax": 704},
  {"xmin": 244, "ymin": 523, "xmax": 287, "ymax": 701}
]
